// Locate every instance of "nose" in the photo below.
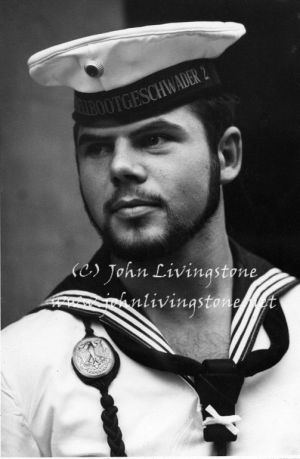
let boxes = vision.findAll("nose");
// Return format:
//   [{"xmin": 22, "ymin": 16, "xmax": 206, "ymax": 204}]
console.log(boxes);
[{"xmin": 110, "ymin": 138, "xmax": 147, "ymax": 186}]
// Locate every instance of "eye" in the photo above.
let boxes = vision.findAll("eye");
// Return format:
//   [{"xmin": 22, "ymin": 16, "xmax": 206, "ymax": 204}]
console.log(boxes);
[
  {"xmin": 147, "ymin": 135, "xmax": 162, "ymax": 146},
  {"xmin": 140, "ymin": 134, "xmax": 169, "ymax": 149},
  {"xmin": 84, "ymin": 142, "xmax": 113, "ymax": 157}
]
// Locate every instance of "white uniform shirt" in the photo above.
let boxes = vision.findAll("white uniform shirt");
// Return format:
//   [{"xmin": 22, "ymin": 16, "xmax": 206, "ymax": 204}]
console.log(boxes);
[{"xmin": 2, "ymin": 285, "xmax": 300, "ymax": 456}]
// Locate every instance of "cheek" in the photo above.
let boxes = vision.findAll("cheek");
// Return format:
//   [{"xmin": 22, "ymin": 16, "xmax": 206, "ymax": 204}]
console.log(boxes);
[
  {"xmin": 79, "ymin": 163, "xmax": 108, "ymax": 209},
  {"xmin": 79, "ymin": 159, "xmax": 102, "ymax": 187},
  {"xmin": 164, "ymin": 158, "xmax": 211, "ymax": 212}
]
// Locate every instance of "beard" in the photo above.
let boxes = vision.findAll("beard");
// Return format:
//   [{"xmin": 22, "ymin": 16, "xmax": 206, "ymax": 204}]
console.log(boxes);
[{"xmin": 80, "ymin": 155, "xmax": 220, "ymax": 262}]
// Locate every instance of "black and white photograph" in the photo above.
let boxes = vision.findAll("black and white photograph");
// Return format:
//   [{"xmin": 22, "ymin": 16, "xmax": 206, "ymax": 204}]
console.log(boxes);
[{"xmin": 2, "ymin": 0, "xmax": 300, "ymax": 456}]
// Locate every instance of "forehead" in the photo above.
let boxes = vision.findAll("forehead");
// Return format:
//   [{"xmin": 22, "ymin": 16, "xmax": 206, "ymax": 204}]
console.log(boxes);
[{"xmin": 77, "ymin": 104, "xmax": 204, "ymax": 138}]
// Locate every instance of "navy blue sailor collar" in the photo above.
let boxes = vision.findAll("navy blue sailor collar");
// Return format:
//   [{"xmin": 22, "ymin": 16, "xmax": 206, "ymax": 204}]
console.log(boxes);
[{"xmin": 35, "ymin": 239, "xmax": 298, "ymax": 377}]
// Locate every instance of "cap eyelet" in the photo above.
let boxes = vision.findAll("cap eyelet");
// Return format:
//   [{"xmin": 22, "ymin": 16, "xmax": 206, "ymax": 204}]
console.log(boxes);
[{"xmin": 84, "ymin": 60, "xmax": 104, "ymax": 78}]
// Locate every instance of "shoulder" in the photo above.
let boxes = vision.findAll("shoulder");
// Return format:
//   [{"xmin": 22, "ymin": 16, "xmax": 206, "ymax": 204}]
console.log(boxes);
[
  {"xmin": 2, "ymin": 310, "xmax": 86, "ymax": 390},
  {"xmin": 2, "ymin": 308, "xmax": 84, "ymax": 351},
  {"xmin": 274, "ymin": 283, "xmax": 300, "ymax": 359},
  {"xmin": 279, "ymin": 283, "xmax": 300, "ymax": 323}
]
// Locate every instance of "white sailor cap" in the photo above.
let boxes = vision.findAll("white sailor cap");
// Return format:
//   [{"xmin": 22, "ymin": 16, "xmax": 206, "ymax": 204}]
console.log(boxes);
[{"xmin": 28, "ymin": 22, "xmax": 246, "ymax": 125}]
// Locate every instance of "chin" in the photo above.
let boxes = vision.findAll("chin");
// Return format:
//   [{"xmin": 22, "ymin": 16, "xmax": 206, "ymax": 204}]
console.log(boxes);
[{"xmin": 104, "ymin": 227, "xmax": 170, "ymax": 262}]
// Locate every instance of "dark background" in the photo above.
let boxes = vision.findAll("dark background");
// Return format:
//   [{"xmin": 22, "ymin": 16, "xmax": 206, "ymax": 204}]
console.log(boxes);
[
  {"xmin": 2, "ymin": 0, "xmax": 299, "ymax": 328},
  {"xmin": 124, "ymin": 0, "xmax": 300, "ymax": 275}
]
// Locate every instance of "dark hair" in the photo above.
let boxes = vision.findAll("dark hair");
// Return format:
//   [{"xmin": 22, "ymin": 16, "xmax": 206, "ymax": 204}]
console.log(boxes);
[{"xmin": 188, "ymin": 92, "xmax": 240, "ymax": 155}]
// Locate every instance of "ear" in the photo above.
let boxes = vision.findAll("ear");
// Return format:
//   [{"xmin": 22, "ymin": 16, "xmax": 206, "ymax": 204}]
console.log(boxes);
[{"xmin": 217, "ymin": 126, "xmax": 242, "ymax": 185}]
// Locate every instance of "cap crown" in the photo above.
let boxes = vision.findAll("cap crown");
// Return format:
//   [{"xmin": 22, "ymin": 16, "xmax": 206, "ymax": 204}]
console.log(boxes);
[{"xmin": 28, "ymin": 22, "xmax": 246, "ymax": 93}]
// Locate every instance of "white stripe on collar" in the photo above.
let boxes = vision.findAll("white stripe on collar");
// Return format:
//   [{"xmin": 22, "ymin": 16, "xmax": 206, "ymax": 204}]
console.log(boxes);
[
  {"xmin": 229, "ymin": 269, "xmax": 297, "ymax": 363},
  {"xmin": 41, "ymin": 290, "xmax": 174, "ymax": 354},
  {"xmin": 42, "ymin": 268, "xmax": 296, "ymax": 364},
  {"xmin": 47, "ymin": 289, "xmax": 163, "ymax": 333}
]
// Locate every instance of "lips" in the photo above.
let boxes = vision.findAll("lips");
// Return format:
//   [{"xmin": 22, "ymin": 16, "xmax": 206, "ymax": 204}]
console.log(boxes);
[
  {"xmin": 110, "ymin": 198, "xmax": 160, "ymax": 213},
  {"xmin": 109, "ymin": 197, "xmax": 161, "ymax": 219}
]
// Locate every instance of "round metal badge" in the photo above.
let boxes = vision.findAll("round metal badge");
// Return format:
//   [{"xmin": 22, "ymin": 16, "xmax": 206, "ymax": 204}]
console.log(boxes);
[{"xmin": 72, "ymin": 337, "xmax": 115, "ymax": 378}]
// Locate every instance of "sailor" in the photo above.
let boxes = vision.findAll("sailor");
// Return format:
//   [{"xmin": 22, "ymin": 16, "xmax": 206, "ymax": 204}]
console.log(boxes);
[{"xmin": 2, "ymin": 22, "xmax": 300, "ymax": 456}]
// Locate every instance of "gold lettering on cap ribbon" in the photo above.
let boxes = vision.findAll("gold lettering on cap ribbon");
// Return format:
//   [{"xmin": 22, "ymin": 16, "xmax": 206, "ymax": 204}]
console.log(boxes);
[{"xmin": 75, "ymin": 65, "xmax": 212, "ymax": 117}]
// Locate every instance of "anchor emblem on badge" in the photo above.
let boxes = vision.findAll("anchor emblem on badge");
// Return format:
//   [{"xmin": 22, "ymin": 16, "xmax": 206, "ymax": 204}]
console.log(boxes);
[{"xmin": 72, "ymin": 336, "xmax": 115, "ymax": 378}]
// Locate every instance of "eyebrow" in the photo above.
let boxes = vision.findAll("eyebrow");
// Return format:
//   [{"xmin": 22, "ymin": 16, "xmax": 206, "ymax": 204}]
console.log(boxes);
[{"xmin": 77, "ymin": 120, "xmax": 187, "ymax": 146}]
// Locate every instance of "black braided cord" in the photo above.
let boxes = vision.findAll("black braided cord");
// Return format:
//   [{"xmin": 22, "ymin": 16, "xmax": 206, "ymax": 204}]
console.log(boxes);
[
  {"xmin": 100, "ymin": 391, "xmax": 126, "ymax": 456},
  {"xmin": 72, "ymin": 320, "xmax": 127, "ymax": 456}
]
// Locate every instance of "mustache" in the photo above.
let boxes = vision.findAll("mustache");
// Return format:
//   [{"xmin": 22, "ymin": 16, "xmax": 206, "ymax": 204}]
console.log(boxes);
[{"xmin": 104, "ymin": 188, "xmax": 166, "ymax": 213}]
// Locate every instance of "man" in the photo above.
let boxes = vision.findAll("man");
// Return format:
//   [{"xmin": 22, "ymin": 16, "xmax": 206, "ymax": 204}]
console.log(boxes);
[{"xmin": 2, "ymin": 22, "xmax": 300, "ymax": 456}]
